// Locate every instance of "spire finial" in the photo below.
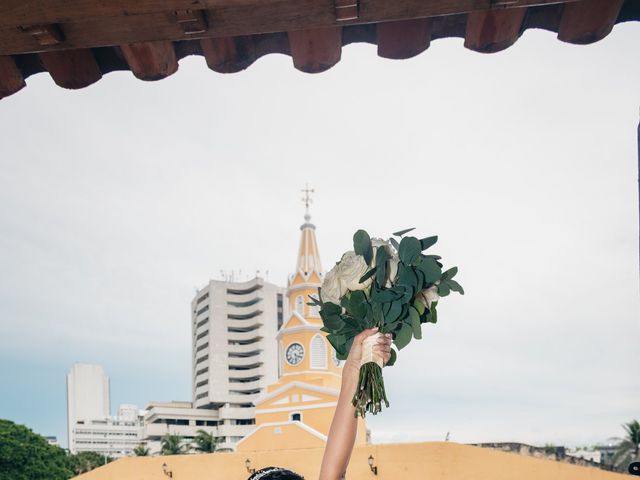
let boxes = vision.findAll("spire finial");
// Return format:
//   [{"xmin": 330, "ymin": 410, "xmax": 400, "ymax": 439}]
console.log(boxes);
[{"xmin": 301, "ymin": 183, "xmax": 314, "ymax": 221}]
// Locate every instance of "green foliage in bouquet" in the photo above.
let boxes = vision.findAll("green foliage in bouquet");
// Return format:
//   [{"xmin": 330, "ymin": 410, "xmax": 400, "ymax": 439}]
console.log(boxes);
[{"xmin": 310, "ymin": 228, "xmax": 463, "ymax": 417}]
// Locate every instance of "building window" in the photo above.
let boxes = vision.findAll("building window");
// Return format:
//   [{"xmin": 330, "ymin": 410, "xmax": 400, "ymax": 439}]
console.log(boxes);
[
  {"xmin": 290, "ymin": 412, "xmax": 302, "ymax": 422},
  {"xmin": 197, "ymin": 305, "xmax": 209, "ymax": 316},
  {"xmin": 310, "ymin": 334, "xmax": 327, "ymax": 369},
  {"xmin": 197, "ymin": 292, "xmax": 209, "ymax": 304},
  {"xmin": 295, "ymin": 295, "xmax": 304, "ymax": 316},
  {"xmin": 236, "ymin": 419, "xmax": 255, "ymax": 425},
  {"xmin": 309, "ymin": 303, "xmax": 320, "ymax": 317},
  {"xmin": 277, "ymin": 293, "xmax": 283, "ymax": 330}
]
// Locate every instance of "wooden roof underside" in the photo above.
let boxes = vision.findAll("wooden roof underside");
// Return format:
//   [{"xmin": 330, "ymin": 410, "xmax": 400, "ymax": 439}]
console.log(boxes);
[{"xmin": 1, "ymin": 0, "xmax": 638, "ymax": 100}]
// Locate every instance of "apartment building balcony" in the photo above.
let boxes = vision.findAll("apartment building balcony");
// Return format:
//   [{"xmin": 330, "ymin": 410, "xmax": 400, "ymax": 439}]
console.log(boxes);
[
  {"xmin": 227, "ymin": 330, "xmax": 263, "ymax": 342},
  {"xmin": 227, "ymin": 365, "xmax": 264, "ymax": 378},
  {"xmin": 228, "ymin": 343, "xmax": 263, "ymax": 355},
  {"xmin": 227, "ymin": 318, "xmax": 263, "ymax": 331},
  {"xmin": 228, "ymin": 378, "xmax": 262, "ymax": 390},
  {"xmin": 228, "ymin": 356, "xmax": 263, "ymax": 368}
]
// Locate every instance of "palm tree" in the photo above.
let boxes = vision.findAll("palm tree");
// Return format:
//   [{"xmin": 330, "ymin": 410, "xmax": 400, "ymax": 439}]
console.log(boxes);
[
  {"xmin": 133, "ymin": 443, "xmax": 149, "ymax": 456},
  {"xmin": 193, "ymin": 429, "xmax": 224, "ymax": 453},
  {"xmin": 160, "ymin": 434, "xmax": 185, "ymax": 455},
  {"xmin": 611, "ymin": 419, "xmax": 640, "ymax": 469}
]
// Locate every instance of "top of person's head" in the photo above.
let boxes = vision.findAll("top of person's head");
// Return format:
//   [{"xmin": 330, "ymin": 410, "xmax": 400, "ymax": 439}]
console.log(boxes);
[{"xmin": 248, "ymin": 466, "xmax": 304, "ymax": 480}]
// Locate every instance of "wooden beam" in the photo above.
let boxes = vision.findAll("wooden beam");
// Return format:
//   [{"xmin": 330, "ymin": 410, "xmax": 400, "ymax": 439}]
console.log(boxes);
[
  {"xmin": 201, "ymin": 36, "xmax": 257, "ymax": 73},
  {"xmin": 119, "ymin": 40, "xmax": 178, "ymax": 81},
  {"xmin": 558, "ymin": 0, "xmax": 625, "ymax": 44},
  {"xmin": 0, "ymin": 0, "xmax": 583, "ymax": 55},
  {"xmin": 39, "ymin": 48, "xmax": 102, "ymax": 88},
  {"xmin": 0, "ymin": 55, "xmax": 26, "ymax": 99},
  {"xmin": 464, "ymin": 7, "xmax": 527, "ymax": 53},
  {"xmin": 377, "ymin": 18, "xmax": 432, "ymax": 59},
  {"xmin": 0, "ymin": 0, "xmax": 581, "ymax": 29},
  {"xmin": 288, "ymin": 27, "xmax": 342, "ymax": 73}
]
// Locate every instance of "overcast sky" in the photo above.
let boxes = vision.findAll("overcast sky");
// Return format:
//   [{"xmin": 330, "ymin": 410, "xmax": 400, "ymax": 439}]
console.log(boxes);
[{"xmin": 0, "ymin": 23, "xmax": 639, "ymax": 450}]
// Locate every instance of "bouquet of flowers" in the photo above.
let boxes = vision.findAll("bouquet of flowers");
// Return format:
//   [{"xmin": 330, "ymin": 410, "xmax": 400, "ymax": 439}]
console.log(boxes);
[{"xmin": 309, "ymin": 228, "xmax": 463, "ymax": 418}]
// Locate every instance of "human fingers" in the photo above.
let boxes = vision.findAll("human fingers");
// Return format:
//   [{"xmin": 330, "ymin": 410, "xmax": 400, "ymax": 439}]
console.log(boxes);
[
  {"xmin": 373, "ymin": 344, "xmax": 391, "ymax": 354},
  {"xmin": 353, "ymin": 327, "xmax": 379, "ymax": 345}
]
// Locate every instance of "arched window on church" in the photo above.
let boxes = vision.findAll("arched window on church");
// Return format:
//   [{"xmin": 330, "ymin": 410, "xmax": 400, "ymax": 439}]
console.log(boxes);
[
  {"xmin": 295, "ymin": 295, "xmax": 304, "ymax": 316},
  {"xmin": 310, "ymin": 334, "xmax": 327, "ymax": 369}
]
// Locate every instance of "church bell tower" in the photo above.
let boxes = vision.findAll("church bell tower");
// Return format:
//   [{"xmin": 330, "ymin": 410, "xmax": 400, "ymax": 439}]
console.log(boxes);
[{"xmin": 236, "ymin": 186, "xmax": 368, "ymax": 451}]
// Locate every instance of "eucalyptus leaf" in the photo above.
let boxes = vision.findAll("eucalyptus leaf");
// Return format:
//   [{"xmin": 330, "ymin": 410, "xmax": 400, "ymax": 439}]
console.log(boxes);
[
  {"xmin": 321, "ymin": 302, "xmax": 341, "ymax": 316},
  {"xmin": 389, "ymin": 237, "xmax": 400, "ymax": 250},
  {"xmin": 375, "ymin": 246, "xmax": 388, "ymax": 286},
  {"xmin": 413, "ymin": 298, "xmax": 425, "ymax": 315},
  {"xmin": 419, "ymin": 235, "xmax": 438, "ymax": 251},
  {"xmin": 359, "ymin": 267, "xmax": 377, "ymax": 284},
  {"xmin": 324, "ymin": 314, "xmax": 344, "ymax": 331},
  {"xmin": 394, "ymin": 323, "xmax": 413, "ymax": 350},
  {"xmin": 408, "ymin": 306, "xmax": 422, "ymax": 339},
  {"xmin": 371, "ymin": 288, "xmax": 402, "ymax": 303},
  {"xmin": 441, "ymin": 266, "xmax": 458, "ymax": 281},
  {"xmin": 397, "ymin": 263, "xmax": 418, "ymax": 291},
  {"xmin": 353, "ymin": 230, "xmax": 373, "ymax": 265},
  {"xmin": 386, "ymin": 300, "xmax": 402, "ymax": 324},
  {"xmin": 417, "ymin": 257, "xmax": 442, "ymax": 283},
  {"xmin": 398, "ymin": 236, "xmax": 421, "ymax": 265},
  {"xmin": 438, "ymin": 282, "xmax": 451, "ymax": 297},
  {"xmin": 372, "ymin": 302, "xmax": 384, "ymax": 325},
  {"xmin": 448, "ymin": 279, "xmax": 465, "ymax": 295},
  {"xmin": 348, "ymin": 290, "xmax": 367, "ymax": 319},
  {"xmin": 385, "ymin": 347, "xmax": 397, "ymax": 367},
  {"xmin": 393, "ymin": 227, "xmax": 416, "ymax": 237},
  {"xmin": 326, "ymin": 334, "xmax": 346, "ymax": 351}
]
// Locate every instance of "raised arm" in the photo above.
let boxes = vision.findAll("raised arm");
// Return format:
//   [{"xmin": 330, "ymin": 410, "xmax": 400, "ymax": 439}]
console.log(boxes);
[{"xmin": 319, "ymin": 327, "xmax": 392, "ymax": 480}]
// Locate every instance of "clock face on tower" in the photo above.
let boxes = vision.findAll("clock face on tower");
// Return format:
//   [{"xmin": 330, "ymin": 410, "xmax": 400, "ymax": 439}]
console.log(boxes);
[{"xmin": 285, "ymin": 342, "xmax": 305, "ymax": 366}]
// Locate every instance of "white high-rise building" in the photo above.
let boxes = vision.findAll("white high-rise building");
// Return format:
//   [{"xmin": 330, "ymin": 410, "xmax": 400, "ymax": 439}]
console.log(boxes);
[
  {"xmin": 67, "ymin": 363, "xmax": 110, "ymax": 453},
  {"xmin": 190, "ymin": 277, "xmax": 286, "ymax": 450}
]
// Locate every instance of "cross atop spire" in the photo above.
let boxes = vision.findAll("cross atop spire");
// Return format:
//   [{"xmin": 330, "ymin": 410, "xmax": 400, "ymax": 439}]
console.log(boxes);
[
  {"xmin": 293, "ymin": 184, "xmax": 322, "ymax": 282},
  {"xmin": 301, "ymin": 183, "xmax": 314, "ymax": 221}
]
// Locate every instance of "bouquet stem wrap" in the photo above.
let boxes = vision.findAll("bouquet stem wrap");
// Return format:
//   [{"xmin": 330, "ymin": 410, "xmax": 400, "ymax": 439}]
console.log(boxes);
[
  {"xmin": 353, "ymin": 331, "xmax": 388, "ymax": 417},
  {"xmin": 360, "ymin": 332, "xmax": 384, "ymax": 369}
]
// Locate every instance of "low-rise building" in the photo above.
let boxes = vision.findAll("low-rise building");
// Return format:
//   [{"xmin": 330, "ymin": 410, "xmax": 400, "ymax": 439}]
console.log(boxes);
[
  {"xmin": 142, "ymin": 400, "xmax": 248, "ymax": 454},
  {"xmin": 72, "ymin": 404, "xmax": 144, "ymax": 458}
]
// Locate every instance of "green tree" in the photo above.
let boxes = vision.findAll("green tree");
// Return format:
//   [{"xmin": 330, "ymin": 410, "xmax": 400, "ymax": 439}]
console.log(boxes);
[
  {"xmin": 160, "ymin": 433, "xmax": 185, "ymax": 455},
  {"xmin": 67, "ymin": 451, "xmax": 112, "ymax": 475},
  {"xmin": 0, "ymin": 419, "xmax": 72, "ymax": 480},
  {"xmin": 612, "ymin": 419, "xmax": 640, "ymax": 470},
  {"xmin": 193, "ymin": 429, "xmax": 223, "ymax": 453},
  {"xmin": 133, "ymin": 443, "xmax": 150, "ymax": 456}
]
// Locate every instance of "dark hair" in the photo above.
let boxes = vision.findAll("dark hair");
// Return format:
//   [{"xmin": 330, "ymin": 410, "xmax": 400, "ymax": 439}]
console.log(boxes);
[{"xmin": 247, "ymin": 466, "xmax": 304, "ymax": 480}]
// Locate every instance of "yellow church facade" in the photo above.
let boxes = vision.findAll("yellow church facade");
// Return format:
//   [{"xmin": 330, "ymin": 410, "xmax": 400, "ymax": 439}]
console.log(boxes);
[{"xmin": 236, "ymin": 210, "xmax": 368, "ymax": 451}]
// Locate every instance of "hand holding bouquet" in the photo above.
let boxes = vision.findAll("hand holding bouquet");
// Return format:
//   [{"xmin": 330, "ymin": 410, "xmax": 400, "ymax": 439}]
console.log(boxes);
[{"xmin": 310, "ymin": 228, "xmax": 463, "ymax": 418}]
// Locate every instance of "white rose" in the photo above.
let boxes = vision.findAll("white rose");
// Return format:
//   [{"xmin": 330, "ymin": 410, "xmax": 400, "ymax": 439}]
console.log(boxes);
[
  {"xmin": 370, "ymin": 238, "xmax": 399, "ymax": 287},
  {"xmin": 417, "ymin": 284, "xmax": 439, "ymax": 309},
  {"xmin": 337, "ymin": 251, "xmax": 372, "ymax": 292},
  {"xmin": 320, "ymin": 268, "xmax": 343, "ymax": 305}
]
